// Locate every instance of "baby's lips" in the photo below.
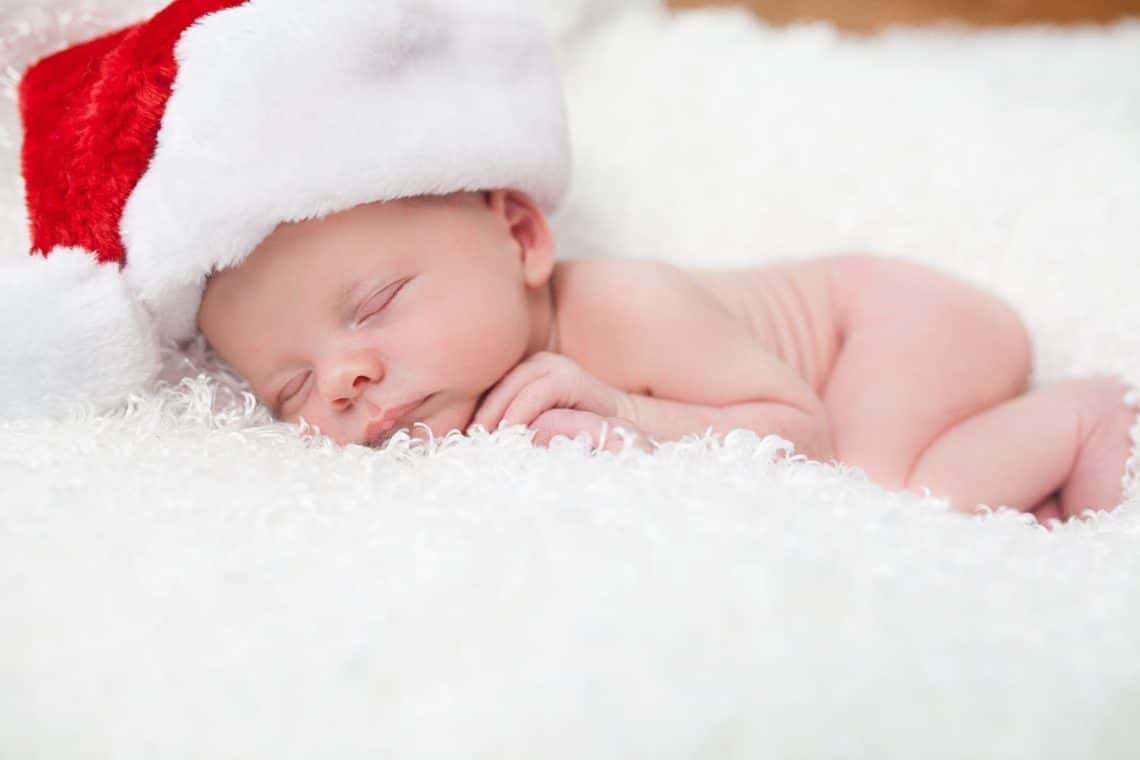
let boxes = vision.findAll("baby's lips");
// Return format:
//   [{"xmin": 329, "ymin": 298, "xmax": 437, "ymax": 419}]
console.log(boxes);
[{"xmin": 370, "ymin": 393, "xmax": 434, "ymax": 444}]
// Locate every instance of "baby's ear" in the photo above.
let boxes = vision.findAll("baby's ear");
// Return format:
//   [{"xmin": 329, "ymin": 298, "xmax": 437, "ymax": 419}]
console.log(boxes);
[{"xmin": 484, "ymin": 189, "xmax": 554, "ymax": 289}]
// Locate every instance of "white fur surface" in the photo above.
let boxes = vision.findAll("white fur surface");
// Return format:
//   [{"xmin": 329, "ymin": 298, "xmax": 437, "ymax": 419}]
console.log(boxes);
[{"xmin": 3, "ymin": 1, "xmax": 1140, "ymax": 758}]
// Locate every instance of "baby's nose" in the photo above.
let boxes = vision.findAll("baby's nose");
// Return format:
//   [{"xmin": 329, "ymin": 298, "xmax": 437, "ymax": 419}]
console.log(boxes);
[
  {"xmin": 342, "ymin": 370, "xmax": 379, "ymax": 398},
  {"xmin": 322, "ymin": 352, "xmax": 384, "ymax": 407},
  {"xmin": 329, "ymin": 374, "xmax": 375, "ymax": 411},
  {"xmin": 326, "ymin": 379, "xmax": 365, "ymax": 410}
]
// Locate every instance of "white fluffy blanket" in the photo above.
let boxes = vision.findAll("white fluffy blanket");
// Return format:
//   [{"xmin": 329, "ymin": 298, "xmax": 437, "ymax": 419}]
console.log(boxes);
[{"xmin": 3, "ymin": 2, "xmax": 1140, "ymax": 757}]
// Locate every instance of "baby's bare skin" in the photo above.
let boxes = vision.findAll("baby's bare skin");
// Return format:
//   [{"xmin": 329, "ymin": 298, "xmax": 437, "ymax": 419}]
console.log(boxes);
[
  {"xmin": 550, "ymin": 254, "xmax": 1136, "ymax": 523},
  {"xmin": 197, "ymin": 191, "xmax": 1135, "ymax": 526}
]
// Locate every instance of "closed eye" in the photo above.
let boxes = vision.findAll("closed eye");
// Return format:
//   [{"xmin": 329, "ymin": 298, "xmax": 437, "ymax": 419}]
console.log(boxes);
[
  {"xmin": 356, "ymin": 277, "xmax": 412, "ymax": 325},
  {"xmin": 277, "ymin": 370, "xmax": 311, "ymax": 414}
]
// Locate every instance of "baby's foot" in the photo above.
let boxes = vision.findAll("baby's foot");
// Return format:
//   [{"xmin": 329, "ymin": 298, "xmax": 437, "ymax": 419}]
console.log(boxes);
[{"xmin": 1057, "ymin": 377, "xmax": 1136, "ymax": 520}]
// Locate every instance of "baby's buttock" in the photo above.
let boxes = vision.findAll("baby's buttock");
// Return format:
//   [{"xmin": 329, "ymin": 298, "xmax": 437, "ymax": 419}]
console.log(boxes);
[{"xmin": 687, "ymin": 255, "xmax": 862, "ymax": 395}]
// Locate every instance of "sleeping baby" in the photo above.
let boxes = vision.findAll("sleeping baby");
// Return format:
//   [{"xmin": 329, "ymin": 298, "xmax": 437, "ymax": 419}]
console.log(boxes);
[
  {"xmin": 196, "ymin": 190, "xmax": 1137, "ymax": 526},
  {"xmin": 7, "ymin": 0, "xmax": 1134, "ymax": 527}
]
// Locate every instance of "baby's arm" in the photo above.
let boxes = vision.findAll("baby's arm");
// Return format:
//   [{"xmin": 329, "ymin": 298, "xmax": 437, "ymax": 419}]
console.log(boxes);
[
  {"xmin": 572, "ymin": 260, "xmax": 835, "ymax": 460},
  {"xmin": 619, "ymin": 391, "xmax": 834, "ymax": 461}
]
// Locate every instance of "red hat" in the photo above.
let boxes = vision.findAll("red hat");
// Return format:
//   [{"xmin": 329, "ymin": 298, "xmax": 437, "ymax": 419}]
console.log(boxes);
[{"xmin": 1, "ymin": 0, "xmax": 570, "ymax": 418}]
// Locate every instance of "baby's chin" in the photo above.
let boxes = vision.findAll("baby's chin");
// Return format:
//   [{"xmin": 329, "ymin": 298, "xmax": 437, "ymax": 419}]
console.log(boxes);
[{"xmin": 383, "ymin": 395, "xmax": 480, "ymax": 446}]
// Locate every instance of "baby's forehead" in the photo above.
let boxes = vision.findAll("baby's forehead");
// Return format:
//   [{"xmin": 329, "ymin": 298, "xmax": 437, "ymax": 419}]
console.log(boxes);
[
  {"xmin": 204, "ymin": 191, "xmax": 486, "ymax": 296},
  {"xmin": 258, "ymin": 193, "xmax": 475, "ymax": 252}
]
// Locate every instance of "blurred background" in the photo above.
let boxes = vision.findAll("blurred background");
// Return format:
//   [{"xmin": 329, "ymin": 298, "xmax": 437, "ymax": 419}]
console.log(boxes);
[{"xmin": 668, "ymin": 0, "xmax": 1140, "ymax": 30}]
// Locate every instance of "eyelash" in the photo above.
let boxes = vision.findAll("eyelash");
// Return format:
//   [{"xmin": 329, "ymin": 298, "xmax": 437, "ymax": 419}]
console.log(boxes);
[
  {"xmin": 278, "ymin": 370, "xmax": 311, "ymax": 413},
  {"xmin": 277, "ymin": 277, "xmax": 412, "ymax": 411},
  {"xmin": 355, "ymin": 277, "xmax": 411, "ymax": 326}
]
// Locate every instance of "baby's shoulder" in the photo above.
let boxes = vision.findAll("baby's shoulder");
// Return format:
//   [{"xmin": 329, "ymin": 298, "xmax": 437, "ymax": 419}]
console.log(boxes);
[
  {"xmin": 552, "ymin": 256, "xmax": 678, "ymax": 293},
  {"xmin": 551, "ymin": 256, "xmax": 707, "ymax": 333},
  {"xmin": 552, "ymin": 256, "xmax": 770, "ymax": 329},
  {"xmin": 552, "ymin": 256, "xmax": 752, "ymax": 358},
  {"xmin": 551, "ymin": 257, "xmax": 721, "ymax": 393}
]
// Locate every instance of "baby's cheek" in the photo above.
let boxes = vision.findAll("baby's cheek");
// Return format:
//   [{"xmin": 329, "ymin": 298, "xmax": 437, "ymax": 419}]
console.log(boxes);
[
  {"xmin": 434, "ymin": 316, "xmax": 527, "ymax": 382},
  {"xmin": 419, "ymin": 396, "xmax": 481, "ymax": 438},
  {"xmin": 289, "ymin": 402, "xmax": 344, "ymax": 443}
]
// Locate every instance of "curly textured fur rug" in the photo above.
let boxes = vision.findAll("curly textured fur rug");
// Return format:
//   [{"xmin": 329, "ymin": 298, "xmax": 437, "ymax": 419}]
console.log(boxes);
[{"xmin": 3, "ymin": 1, "xmax": 1140, "ymax": 757}]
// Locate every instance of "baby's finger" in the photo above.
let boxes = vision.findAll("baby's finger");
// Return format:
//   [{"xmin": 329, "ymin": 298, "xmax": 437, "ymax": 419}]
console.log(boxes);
[
  {"xmin": 471, "ymin": 362, "xmax": 553, "ymax": 433},
  {"xmin": 529, "ymin": 408, "xmax": 601, "ymax": 447},
  {"xmin": 499, "ymin": 374, "xmax": 570, "ymax": 429}
]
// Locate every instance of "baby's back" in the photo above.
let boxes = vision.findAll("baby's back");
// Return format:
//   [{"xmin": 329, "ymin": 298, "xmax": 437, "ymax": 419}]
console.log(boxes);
[
  {"xmin": 685, "ymin": 259, "xmax": 844, "ymax": 395},
  {"xmin": 552, "ymin": 255, "xmax": 853, "ymax": 406}
]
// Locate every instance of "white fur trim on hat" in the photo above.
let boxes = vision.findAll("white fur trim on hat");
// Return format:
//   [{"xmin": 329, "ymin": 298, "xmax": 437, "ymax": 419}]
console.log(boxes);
[{"xmin": 0, "ymin": 248, "xmax": 161, "ymax": 419}]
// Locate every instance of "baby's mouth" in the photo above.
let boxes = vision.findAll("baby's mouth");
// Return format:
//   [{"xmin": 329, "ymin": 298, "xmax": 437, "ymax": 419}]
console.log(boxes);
[{"xmin": 365, "ymin": 393, "xmax": 434, "ymax": 446}]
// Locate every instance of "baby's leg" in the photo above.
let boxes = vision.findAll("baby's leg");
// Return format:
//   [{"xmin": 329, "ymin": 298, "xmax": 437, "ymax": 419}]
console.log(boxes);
[
  {"xmin": 822, "ymin": 255, "xmax": 1033, "ymax": 489},
  {"xmin": 905, "ymin": 376, "xmax": 1136, "ymax": 521}
]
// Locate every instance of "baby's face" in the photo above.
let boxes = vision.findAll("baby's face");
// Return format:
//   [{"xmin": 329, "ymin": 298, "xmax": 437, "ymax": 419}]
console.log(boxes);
[{"xmin": 197, "ymin": 190, "xmax": 555, "ymax": 446}]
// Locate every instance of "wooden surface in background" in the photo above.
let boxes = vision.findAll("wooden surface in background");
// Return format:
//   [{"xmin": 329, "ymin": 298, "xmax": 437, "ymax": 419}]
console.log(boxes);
[{"xmin": 667, "ymin": 0, "xmax": 1140, "ymax": 31}]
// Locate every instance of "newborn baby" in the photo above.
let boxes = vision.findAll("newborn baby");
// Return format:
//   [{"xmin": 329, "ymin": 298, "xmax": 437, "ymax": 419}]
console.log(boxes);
[{"xmin": 198, "ymin": 189, "xmax": 1136, "ymax": 525}]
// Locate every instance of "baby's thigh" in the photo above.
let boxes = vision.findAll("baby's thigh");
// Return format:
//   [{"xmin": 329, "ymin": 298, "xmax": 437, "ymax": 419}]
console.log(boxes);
[{"xmin": 821, "ymin": 255, "xmax": 1033, "ymax": 486}]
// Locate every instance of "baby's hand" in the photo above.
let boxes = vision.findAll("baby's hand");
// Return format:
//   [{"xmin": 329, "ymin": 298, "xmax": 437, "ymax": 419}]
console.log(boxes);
[
  {"xmin": 471, "ymin": 351, "xmax": 635, "ymax": 437},
  {"xmin": 529, "ymin": 408, "xmax": 655, "ymax": 453}
]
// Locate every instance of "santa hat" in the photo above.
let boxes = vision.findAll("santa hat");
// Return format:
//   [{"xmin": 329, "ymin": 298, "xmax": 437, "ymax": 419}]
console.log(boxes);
[{"xmin": 1, "ymin": 0, "xmax": 570, "ymax": 419}]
